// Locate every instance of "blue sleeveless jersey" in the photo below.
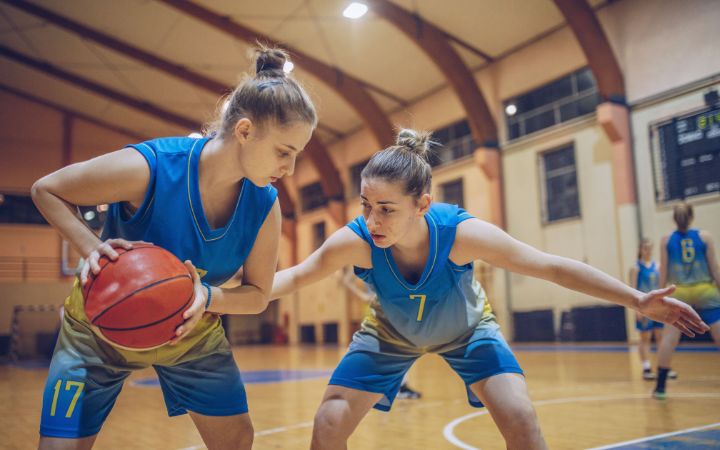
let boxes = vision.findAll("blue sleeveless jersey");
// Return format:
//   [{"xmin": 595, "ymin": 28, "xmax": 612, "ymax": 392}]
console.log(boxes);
[
  {"xmin": 101, "ymin": 136, "xmax": 278, "ymax": 286},
  {"xmin": 666, "ymin": 229, "xmax": 712, "ymax": 285},
  {"xmin": 636, "ymin": 261, "xmax": 659, "ymax": 293},
  {"xmin": 348, "ymin": 203, "xmax": 495, "ymax": 348}
]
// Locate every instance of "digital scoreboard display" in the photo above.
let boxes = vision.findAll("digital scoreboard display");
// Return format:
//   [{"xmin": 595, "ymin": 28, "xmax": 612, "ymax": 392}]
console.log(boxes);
[{"xmin": 655, "ymin": 105, "xmax": 720, "ymax": 201}]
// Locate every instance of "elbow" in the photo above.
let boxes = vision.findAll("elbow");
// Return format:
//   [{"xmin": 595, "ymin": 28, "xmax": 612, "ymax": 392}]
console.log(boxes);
[
  {"xmin": 254, "ymin": 293, "xmax": 271, "ymax": 314},
  {"xmin": 30, "ymin": 177, "xmax": 49, "ymax": 202}
]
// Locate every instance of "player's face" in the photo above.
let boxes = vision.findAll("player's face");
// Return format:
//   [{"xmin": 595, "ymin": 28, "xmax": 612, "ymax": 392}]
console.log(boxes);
[
  {"xmin": 238, "ymin": 120, "xmax": 314, "ymax": 186},
  {"xmin": 360, "ymin": 177, "xmax": 430, "ymax": 248},
  {"xmin": 640, "ymin": 241, "xmax": 653, "ymax": 260}
]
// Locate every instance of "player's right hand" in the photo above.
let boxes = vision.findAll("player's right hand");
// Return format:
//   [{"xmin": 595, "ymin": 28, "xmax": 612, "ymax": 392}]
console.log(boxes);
[{"xmin": 79, "ymin": 239, "xmax": 150, "ymax": 285}]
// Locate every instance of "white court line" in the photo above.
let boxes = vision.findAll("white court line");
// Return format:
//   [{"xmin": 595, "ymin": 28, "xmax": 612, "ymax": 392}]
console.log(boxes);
[
  {"xmin": 178, "ymin": 420, "xmax": 314, "ymax": 450},
  {"xmin": 443, "ymin": 392, "xmax": 720, "ymax": 450},
  {"xmin": 586, "ymin": 421, "xmax": 720, "ymax": 449}
]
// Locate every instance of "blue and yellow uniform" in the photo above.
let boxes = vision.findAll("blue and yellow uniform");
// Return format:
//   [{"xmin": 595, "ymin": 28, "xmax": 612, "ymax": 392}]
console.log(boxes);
[
  {"xmin": 666, "ymin": 229, "xmax": 720, "ymax": 325},
  {"xmin": 41, "ymin": 137, "xmax": 277, "ymax": 438},
  {"xmin": 634, "ymin": 261, "xmax": 663, "ymax": 331},
  {"xmin": 330, "ymin": 203, "xmax": 522, "ymax": 411}
]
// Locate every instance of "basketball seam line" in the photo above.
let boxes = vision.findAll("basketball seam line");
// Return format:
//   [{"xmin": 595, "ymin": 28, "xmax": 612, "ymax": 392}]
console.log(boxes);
[
  {"xmin": 90, "ymin": 273, "xmax": 192, "ymax": 325},
  {"xmin": 97, "ymin": 289, "xmax": 194, "ymax": 332},
  {"xmin": 85, "ymin": 245, "xmax": 150, "ymax": 301}
]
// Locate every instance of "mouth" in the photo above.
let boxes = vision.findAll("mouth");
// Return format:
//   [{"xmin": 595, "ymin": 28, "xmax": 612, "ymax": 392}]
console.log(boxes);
[
  {"xmin": 370, "ymin": 233, "xmax": 385, "ymax": 242},
  {"xmin": 270, "ymin": 176, "xmax": 279, "ymax": 183}
]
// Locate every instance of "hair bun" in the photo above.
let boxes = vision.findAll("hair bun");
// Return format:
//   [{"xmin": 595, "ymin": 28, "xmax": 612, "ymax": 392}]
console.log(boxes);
[
  {"xmin": 396, "ymin": 128, "xmax": 433, "ymax": 158},
  {"xmin": 254, "ymin": 45, "xmax": 289, "ymax": 77}
]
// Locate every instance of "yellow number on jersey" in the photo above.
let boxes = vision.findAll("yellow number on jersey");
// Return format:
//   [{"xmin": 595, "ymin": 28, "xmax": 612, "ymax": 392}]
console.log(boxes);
[
  {"xmin": 680, "ymin": 239, "xmax": 695, "ymax": 263},
  {"xmin": 409, "ymin": 294, "xmax": 427, "ymax": 321},
  {"xmin": 50, "ymin": 380, "xmax": 85, "ymax": 418}
]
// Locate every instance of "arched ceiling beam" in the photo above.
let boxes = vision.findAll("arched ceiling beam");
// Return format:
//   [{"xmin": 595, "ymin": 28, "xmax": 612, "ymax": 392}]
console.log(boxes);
[
  {"xmin": 0, "ymin": 46, "xmax": 296, "ymax": 219},
  {"xmin": 365, "ymin": 0, "xmax": 498, "ymax": 147},
  {"xmin": 157, "ymin": 0, "xmax": 395, "ymax": 148},
  {"xmin": 553, "ymin": 0, "xmax": 625, "ymax": 103}
]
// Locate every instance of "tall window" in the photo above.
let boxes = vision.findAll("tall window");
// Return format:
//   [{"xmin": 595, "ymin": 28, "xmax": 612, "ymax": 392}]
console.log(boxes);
[
  {"xmin": 312, "ymin": 221, "xmax": 326, "ymax": 250},
  {"xmin": 440, "ymin": 178, "xmax": 464, "ymax": 209},
  {"xmin": 540, "ymin": 145, "xmax": 580, "ymax": 223},
  {"xmin": 504, "ymin": 67, "xmax": 600, "ymax": 140},
  {"xmin": 348, "ymin": 158, "xmax": 369, "ymax": 197},
  {"xmin": 299, "ymin": 182, "xmax": 327, "ymax": 212}
]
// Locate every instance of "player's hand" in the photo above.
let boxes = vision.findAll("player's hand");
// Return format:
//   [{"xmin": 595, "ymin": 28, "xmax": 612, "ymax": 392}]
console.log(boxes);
[
  {"xmin": 170, "ymin": 260, "xmax": 207, "ymax": 344},
  {"xmin": 80, "ymin": 238, "xmax": 151, "ymax": 285},
  {"xmin": 637, "ymin": 286, "xmax": 709, "ymax": 337}
]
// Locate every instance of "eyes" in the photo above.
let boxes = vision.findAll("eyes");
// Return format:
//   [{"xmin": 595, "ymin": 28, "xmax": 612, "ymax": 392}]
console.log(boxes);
[
  {"xmin": 361, "ymin": 202, "xmax": 394, "ymax": 215},
  {"xmin": 276, "ymin": 149, "xmax": 291, "ymax": 158}
]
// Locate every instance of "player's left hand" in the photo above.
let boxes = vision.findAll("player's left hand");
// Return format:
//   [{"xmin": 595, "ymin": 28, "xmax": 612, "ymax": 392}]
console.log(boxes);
[
  {"xmin": 637, "ymin": 285, "xmax": 709, "ymax": 337},
  {"xmin": 169, "ymin": 260, "xmax": 208, "ymax": 344}
]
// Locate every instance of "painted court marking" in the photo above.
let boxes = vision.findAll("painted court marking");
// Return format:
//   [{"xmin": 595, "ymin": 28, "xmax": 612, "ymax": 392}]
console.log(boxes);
[
  {"xmin": 586, "ymin": 422, "xmax": 720, "ymax": 449},
  {"xmin": 443, "ymin": 393, "xmax": 720, "ymax": 450}
]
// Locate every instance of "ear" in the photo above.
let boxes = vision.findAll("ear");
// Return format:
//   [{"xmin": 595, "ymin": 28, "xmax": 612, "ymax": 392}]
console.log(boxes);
[
  {"xmin": 416, "ymin": 193, "xmax": 432, "ymax": 216},
  {"xmin": 233, "ymin": 118, "xmax": 253, "ymax": 144}
]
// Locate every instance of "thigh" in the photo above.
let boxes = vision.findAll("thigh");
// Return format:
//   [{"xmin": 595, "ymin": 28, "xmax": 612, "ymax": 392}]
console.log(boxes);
[
  {"xmin": 39, "ymin": 435, "xmax": 98, "ymax": 450},
  {"xmin": 329, "ymin": 346, "xmax": 417, "ymax": 412},
  {"xmin": 189, "ymin": 411, "xmax": 253, "ymax": 450},
  {"xmin": 469, "ymin": 373, "xmax": 535, "ymax": 427},
  {"xmin": 40, "ymin": 322, "xmax": 131, "ymax": 439},
  {"xmin": 154, "ymin": 351, "xmax": 248, "ymax": 418},
  {"xmin": 441, "ymin": 330, "xmax": 523, "ymax": 408}
]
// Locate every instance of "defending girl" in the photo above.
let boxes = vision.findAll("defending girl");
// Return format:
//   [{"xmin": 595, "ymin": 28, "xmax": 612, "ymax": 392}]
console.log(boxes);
[
  {"xmin": 653, "ymin": 203, "xmax": 720, "ymax": 399},
  {"xmin": 272, "ymin": 129, "xmax": 708, "ymax": 450},
  {"xmin": 32, "ymin": 47, "xmax": 315, "ymax": 449}
]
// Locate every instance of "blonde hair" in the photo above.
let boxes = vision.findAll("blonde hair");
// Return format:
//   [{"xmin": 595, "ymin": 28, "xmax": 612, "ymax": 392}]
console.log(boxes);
[{"xmin": 673, "ymin": 202, "xmax": 693, "ymax": 233}]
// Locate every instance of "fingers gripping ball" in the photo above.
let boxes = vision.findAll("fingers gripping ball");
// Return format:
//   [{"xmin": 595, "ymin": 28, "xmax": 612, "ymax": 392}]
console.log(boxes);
[{"xmin": 82, "ymin": 243, "xmax": 194, "ymax": 349}]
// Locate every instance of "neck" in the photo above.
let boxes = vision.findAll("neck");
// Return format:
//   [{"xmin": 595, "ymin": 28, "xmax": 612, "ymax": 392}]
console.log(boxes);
[
  {"xmin": 392, "ymin": 215, "xmax": 428, "ymax": 257},
  {"xmin": 199, "ymin": 137, "xmax": 245, "ymax": 188}
]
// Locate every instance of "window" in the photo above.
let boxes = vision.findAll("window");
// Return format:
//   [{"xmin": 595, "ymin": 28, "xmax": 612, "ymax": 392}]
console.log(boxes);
[
  {"xmin": 0, "ymin": 194, "xmax": 47, "ymax": 225},
  {"xmin": 540, "ymin": 145, "xmax": 580, "ymax": 222},
  {"xmin": 429, "ymin": 119, "xmax": 476, "ymax": 168},
  {"xmin": 312, "ymin": 221, "xmax": 326, "ymax": 250},
  {"xmin": 348, "ymin": 158, "xmax": 369, "ymax": 197},
  {"xmin": 440, "ymin": 178, "xmax": 464, "ymax": 209},
  {"xmin": 651, "ymin": 105, "xmax": 720, "ymax": 202},
  {"xmin": 505, "ymin": 67, "xmax": 601, "ymax": 140},
  {"xmin": 299, "ymin": 182, "xmax": 327, "ymax": 212}
]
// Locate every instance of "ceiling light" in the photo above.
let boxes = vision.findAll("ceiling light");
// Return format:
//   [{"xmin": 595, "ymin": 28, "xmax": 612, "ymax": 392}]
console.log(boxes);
[
  {"xmin": 343, "ymin": 2, "xmax": 368, "ymax": 19},
  {"xmin": 83, "ymin": 210, "xmax": 96, "ymax": 221},
  {"xmin": 505, "ymin": 104, "xmax": 517, "ymax": 116},
  {"xmin": 283, "ymin": 61, "xmax": 294, "ymax": 73}
]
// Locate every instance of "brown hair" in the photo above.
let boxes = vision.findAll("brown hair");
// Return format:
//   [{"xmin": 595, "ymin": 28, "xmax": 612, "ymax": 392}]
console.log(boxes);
[
  {"xmin": 361, "ymin": 129, "xmax": 434, "ymax": 199},
  {"xmin": 673, "ymin": 202, "xmax": 694, "ymax": 233},
  {"xmin": 205, "ymin": 44, "xmax": 317, "ymax": 138}
]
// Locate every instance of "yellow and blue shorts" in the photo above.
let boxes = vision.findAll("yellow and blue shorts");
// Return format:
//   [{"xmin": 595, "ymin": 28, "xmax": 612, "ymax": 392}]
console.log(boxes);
[
  {"xmin": 636, "ymin": 316, "xmax": 664, "ymax": 332},
  {"xmin": 673, "ymin": 282, "xmax": 720, "ymax": 325},
  {"xmin": 40, "ymin": 297, "xmax": 247, "ymax": 438},
  {"xmin": 329, "ymin": 324, "xmax": 523, "ymax": 411}
]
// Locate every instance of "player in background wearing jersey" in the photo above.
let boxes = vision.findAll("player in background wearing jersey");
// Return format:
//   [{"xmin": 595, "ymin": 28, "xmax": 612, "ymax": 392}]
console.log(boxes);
[
  {"xmin": 272, "ymin": 129, "xmax": 708, "ymax": 450},
  {"xmin": 653, "ymin": 203, "xmax": 720, "ymax": 399},
  {"xmin": 31, "ymin": 46, "xmax": 315, "ymax": 450}
]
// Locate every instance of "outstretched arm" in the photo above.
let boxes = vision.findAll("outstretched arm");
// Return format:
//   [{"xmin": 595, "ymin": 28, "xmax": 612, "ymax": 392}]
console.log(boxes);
[
  {"xmin": 451, "ymin": 219, "xmax": 708, "ymax": 336},
  {"xmin": 272, "ymin": 226, "xmax": 371, "ymax": 298}
]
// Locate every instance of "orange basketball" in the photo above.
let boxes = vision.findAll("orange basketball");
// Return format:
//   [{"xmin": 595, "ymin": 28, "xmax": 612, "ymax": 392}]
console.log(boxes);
[{"xmin": 83, "ymin": 243, "xmax": 194, "ymax": 350}]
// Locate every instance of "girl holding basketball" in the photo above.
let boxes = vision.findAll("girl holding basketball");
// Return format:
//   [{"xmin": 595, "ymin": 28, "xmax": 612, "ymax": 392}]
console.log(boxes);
[
  {"xmin": 271, "ymin": 129, "xmax": 708, "ymax": 450},
  {"xmin": 32, "ymin": 47, "xmax": 315, "ymax": 449}
]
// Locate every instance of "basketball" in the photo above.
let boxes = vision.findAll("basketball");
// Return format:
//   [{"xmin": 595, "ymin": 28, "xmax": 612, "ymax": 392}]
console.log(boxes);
[{"xmin": 82, "ymin": 243, "xmax": 194, "ymax": 350}]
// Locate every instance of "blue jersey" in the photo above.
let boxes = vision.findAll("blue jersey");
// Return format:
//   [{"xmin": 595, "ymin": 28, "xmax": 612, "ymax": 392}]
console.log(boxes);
[
  {"xmin": 636, "ymin": 261, "xmax": 659, "ymax": 293},
  {"xmin": 348, "ymin": 203, "xmax": 494, "ymax": 348},
  {"xmin": 666, "ymin": 229, "xmax": 712, "ymax": 286},
  {"xmin": 101, "ymin": 136, "xmax": 277, "ymax": 286}
]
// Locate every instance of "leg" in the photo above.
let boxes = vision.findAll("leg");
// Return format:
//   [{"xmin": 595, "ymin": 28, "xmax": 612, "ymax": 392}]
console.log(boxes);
[
  {"xmin": 469, "ymin": 373, "xmax": 547, "ymax": 450},
  {"xmin": 311, "ymin": 385, "xmax": 383, "ymax": 450},
  {"xmin": 638, "ymin": 330, "xmax": 651, "ymax": 363},
  {"xmin": 39, "ymin": 436, "xmax": 97, "ymax": 450},
  {"xmin": 654, "ymin": 324, "xmax": 682, "ymax": 397},
  {"xmin": 189, "ymin": 412, "xmax": 254, "ymax": 450}
]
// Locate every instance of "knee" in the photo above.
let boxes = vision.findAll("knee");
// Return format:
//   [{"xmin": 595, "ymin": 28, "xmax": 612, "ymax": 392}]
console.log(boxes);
[
  {"xmin": 231, "ymin": 420, "xmax": 254, "ymax": 450},
  {"xmin": 313, "ymin": 408, "xmax": 343, "ymax": 440},
  {"xmin": 501, "ymin": 403, "xmax": 541, "ymax": 436}
]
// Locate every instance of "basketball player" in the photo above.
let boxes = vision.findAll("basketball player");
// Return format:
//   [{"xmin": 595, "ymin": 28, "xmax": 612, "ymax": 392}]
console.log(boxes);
[
  {"xmin": 653, "ymin": 203, "xmax": 720, "ymax": 399},
  {"xmin": 271, "ymin": 129, "xmax": 708, "ymax": 450},
  {"xmin": 31, "ymin": 47, "xmax": 316, "ymax": 449}
]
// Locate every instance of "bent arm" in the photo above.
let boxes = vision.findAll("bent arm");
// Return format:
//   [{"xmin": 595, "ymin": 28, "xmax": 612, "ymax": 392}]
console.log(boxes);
[
  {"xmin": 31, "ymin": 148, "xmax": 149, "ymax": 258},
  {"xmin": 206, "ymin": 199, "xmax": 281, "ymax": 315},
  {"xmin": 272, "ymin": 226, "xmax": 371, "ymax": 298},
  {"xmin": 452, "ymin": 219, "xmax": 643, "ymax": 310}
]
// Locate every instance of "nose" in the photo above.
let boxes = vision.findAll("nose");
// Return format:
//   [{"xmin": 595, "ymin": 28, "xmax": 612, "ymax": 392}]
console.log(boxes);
[
  {"xmin": 366, "ymin": 211, "xmax": 380, "ymax": 231},
  {"xmin": 284, "ymin": 155, "xmax": 297, "ymax": 177}
]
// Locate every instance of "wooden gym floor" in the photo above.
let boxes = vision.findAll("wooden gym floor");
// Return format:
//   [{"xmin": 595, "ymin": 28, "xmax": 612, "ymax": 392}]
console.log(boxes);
[{"xmin": 1, "ymin": 343, "xmax": 718, "ymax": 449}]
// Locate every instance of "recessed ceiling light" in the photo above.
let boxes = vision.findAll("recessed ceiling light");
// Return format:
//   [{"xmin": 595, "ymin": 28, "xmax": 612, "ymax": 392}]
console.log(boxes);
[
  {"xmin": 505, "ymin": 104, "xmax": 517, "ymax": 116},
  {"xmin": 343, "ymin": 2, "xmax": 368, "ymax": 19}
]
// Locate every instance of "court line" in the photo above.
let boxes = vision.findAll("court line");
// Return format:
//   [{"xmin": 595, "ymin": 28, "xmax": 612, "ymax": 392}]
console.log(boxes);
[
  {"xmin": 586, "ymin": 421, "xmax": 720, "ymax": 449},
  {"xmin": 443, "ymin": 392, "xmax": 720, "ymax": 450}
]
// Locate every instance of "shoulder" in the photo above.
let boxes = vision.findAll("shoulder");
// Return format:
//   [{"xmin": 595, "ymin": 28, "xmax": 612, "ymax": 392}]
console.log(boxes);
[
  {"xmin": 132, "ymin": 136, "xmax": 202, "ymax": 155},
  {"xmin": 428, "ymin": 202, "xmax": 474, "ymax": 227},
  {"xmin": 699, "ymin": 229, "xmax": 715, "ymax": 244}
]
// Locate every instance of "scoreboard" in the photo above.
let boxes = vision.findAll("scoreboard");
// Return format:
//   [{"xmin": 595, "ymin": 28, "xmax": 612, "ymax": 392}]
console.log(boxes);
[{"xmin": 654, "ymin": 105, "xmax": 720, "ymax": 202}]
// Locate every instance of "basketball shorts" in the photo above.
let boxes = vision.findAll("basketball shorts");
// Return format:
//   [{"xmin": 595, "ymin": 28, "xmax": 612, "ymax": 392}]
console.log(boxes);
[{"xmin": 636, "ymin": 316, "xmax": 664, "ymax": 331}]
